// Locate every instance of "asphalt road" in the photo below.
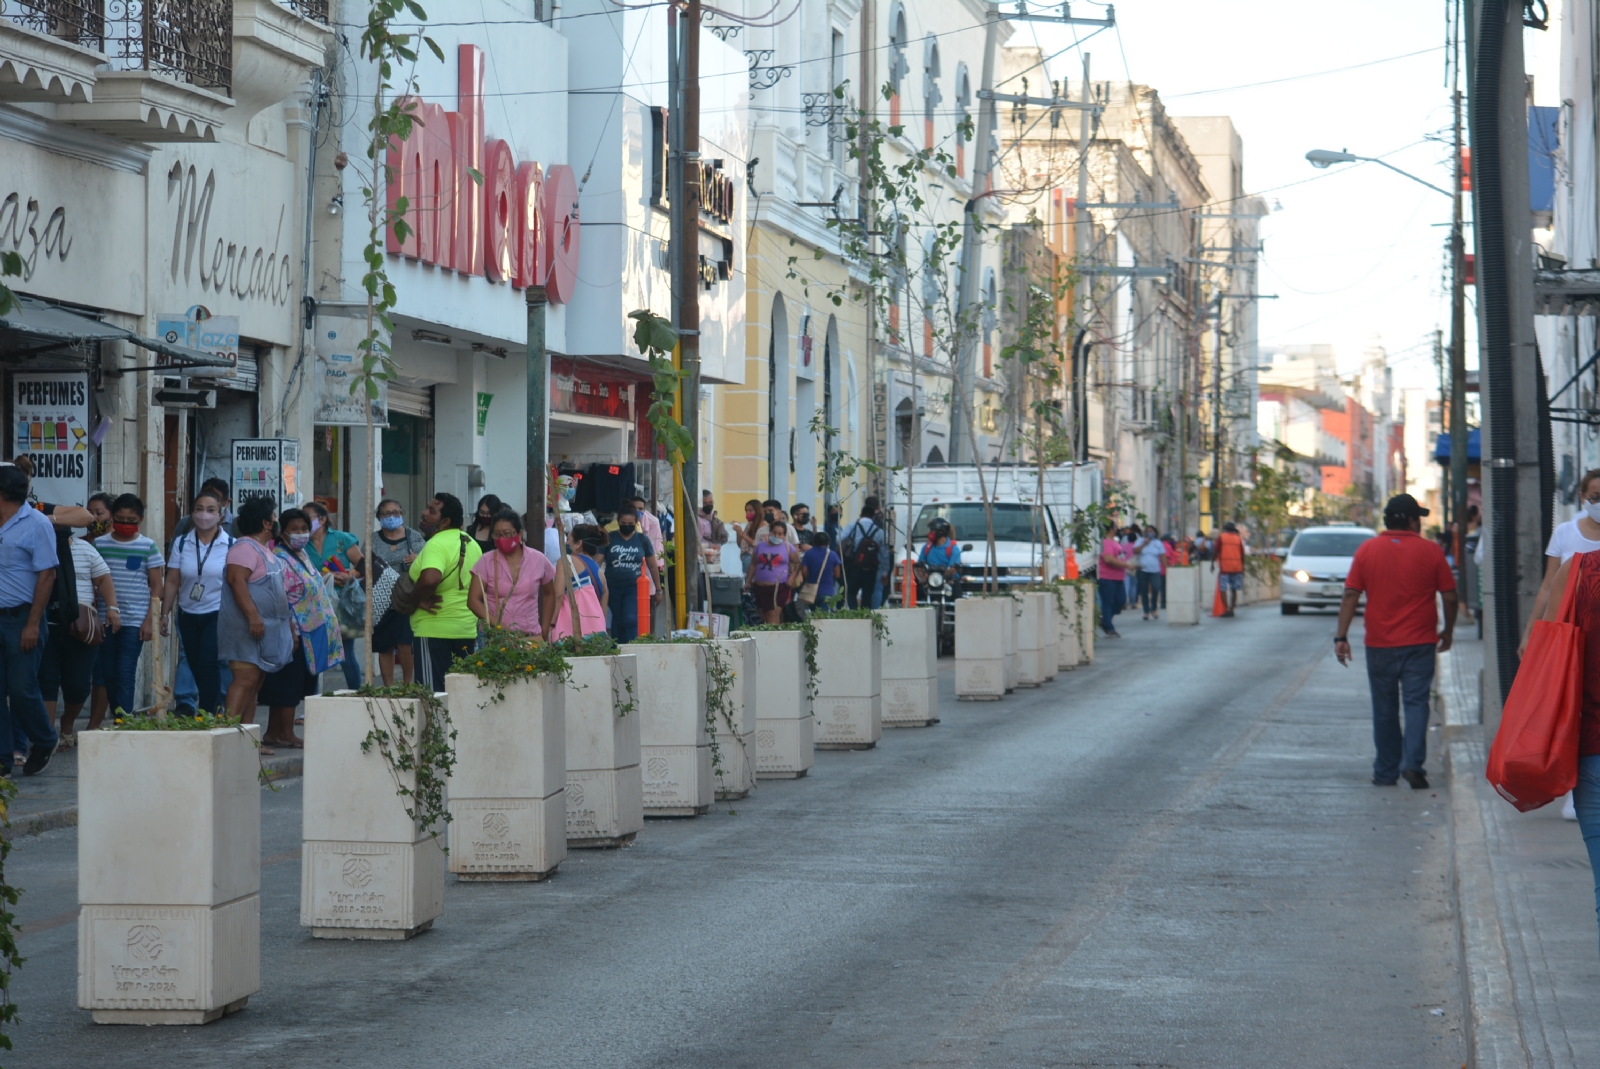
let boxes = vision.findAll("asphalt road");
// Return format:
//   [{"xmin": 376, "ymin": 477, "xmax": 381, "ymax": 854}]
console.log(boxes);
[{"xmin": 6, "ymin": 603, "xmax": 1465, "ymax": 1068}]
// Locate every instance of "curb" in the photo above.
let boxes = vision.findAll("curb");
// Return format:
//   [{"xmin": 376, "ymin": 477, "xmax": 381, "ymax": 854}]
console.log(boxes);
[{"xmin": 6, "ymin": 753, "xmax": 304, "ymax": 839}]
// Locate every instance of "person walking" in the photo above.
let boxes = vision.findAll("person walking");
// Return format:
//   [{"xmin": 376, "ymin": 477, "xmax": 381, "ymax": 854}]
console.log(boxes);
[
  {"xmin": 219, "ymin": 498, "xmax": 294, "ymax": 745},
  {"xmin": 840, "ymin": 498, "xmax": 888, "ymax": 610},
  {"xmin": 799, "ymin": 530, "xmax": 843, "ymax": 610},
  {"xmin": 43, "ymin": 522, "xmax": 114, "ymax": 745},
  {"xmin": 261, "ymin": 508, "xmax": 344, "ymax": 749},
  {"xmin": 549, "ymin": 523, "xmax": 609, "ymax": 641},
  {"xmin": 0, "ymin": 465, "xmax": 59, "ymax": 775},
  {"xmin": 469, "ymin": 509, "xmax": 556, "ymax": 638},
  {"xmin": 790, "ymin": 503, "xmax": 816, "ymax": 546},
  {"xmin": 746, "ymin": 519, "xmax": 799, "ymax": 625},
  {"xmin": 604, "ymin": 502, "xmax": 660, "ymax": 642},
  {"xmin": 160, "ymin": 488, "xmax": 235, "ymax": 715},
  {"xmin": 410, "ymin": 493, "xmax": 483, "ymax": 690},
  {"xmin": 301, "ymin": 500, "xmax": 365, "ymax": 688},
  {"xmin": 90, "ymin": 494, "xmax": 163, "ymax": 726},
  {"xmin": 369, "ymin": 498, "xmax": 425, "ymax": 685},
  {"xmin": 1334, "ymin": 494, "xmax": 1456, "ymax": 789},
  {"xmin": 1212, "ymin": 522, "xmax": 1247, "ymax": 616},
  {"xmin": 1096, "ymin": 524, "xmax": 1132, "ymax": 638},
  {"xmin": 1134, "ymin": 524, "xmax": 1168, "ymax": 620}
]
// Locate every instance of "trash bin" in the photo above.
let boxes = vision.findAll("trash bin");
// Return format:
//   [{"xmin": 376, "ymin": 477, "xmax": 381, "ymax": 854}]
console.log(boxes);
[{"xmin": 709, "ymin": 575, "xmax": 744, "ymax": 621}]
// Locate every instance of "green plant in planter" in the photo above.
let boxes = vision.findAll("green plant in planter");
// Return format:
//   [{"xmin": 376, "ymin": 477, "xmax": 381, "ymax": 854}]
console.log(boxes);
[
  {"xmin": 355, "ymin": 683, "xmax": 456, "ymax": 846},
  {"xmin": 733, "ymin": 621, "xmax": 820, "ymax": 701},
  {"xmin": 450, "ymin": 628, "xmax": 572, "ymax": 698},
  {"xmin": 107, "ymin": 711, "xmax": 283, "ymax": 787},
  {"xmin": 553, "ymin": 633, "xmax": 635, "ymax": 717},
  {"xmin": 808, "ymin": 606, "xmax": 891, "ymax": 644}
]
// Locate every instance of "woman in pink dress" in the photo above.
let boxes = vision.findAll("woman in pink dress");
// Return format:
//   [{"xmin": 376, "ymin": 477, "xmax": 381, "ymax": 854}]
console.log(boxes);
[{"xmin": 467, "ymin": 509, "xmax": 556, "ymax": 639}]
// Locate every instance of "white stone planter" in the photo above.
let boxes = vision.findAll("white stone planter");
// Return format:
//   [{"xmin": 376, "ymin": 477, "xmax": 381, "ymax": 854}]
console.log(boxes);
[
  {"xmin": 78, "ymin": 725, "xmax": 261, "ymax": 1025},
  {"xmin": 880, "ymin": 607, "xmax": 938, "ymax": 727},
  {"xmin": 1040, "ymin": 593, "xmax": 1059, "ymax": 681},
  {"xmin": 1015, "ymin": 593, "xmax": 1051, "ymax": 687},
  {"xmin": 739, "ymin": 629, "xmax": 814, "ymax": 778},
  {"xmin": 1002, "ymin": 597, "xmax": 1018, "ymax": 690},
  {"xmin": 300, "ymin": 694, "xmax": 447, "ymax": 940},
  {"xmin": 711, "ymin": 637, "xmax": 758, "ymax": 799},
  {"xmin": 1167, "ymin": 566, "xmax": 1201, "ymax": 626},
  {"xmin": 812, "ymin": 617, "xmax": 882, "ymax": 749},
  {"xmin": 1055, "ymin": 588, "xmax": 1081, "ymax": 670},
  {"xmin": 565, "ymin": 654, "xmax": 644, "ymax": 847},
  {"xmin": 621, "ymin": 641, "xmax": 713, "ymax": 815},
  {"xmin": 955, "ymin": 597, "xmax": 1009, "ymax": 699},
  {"xmin": 445, "ymin": 673, "xmax": 566, "ymax": 881}
]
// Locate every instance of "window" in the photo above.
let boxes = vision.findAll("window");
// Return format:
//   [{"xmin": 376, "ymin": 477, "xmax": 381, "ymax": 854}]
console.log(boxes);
[
  {"xmin": 1289, "ymin": 531, "xmax": 1373, "ymax": 557},
  {"xmin": 922, "ymin": 36, "xmax": 941, "ymax": 146},
  {"xmin": 888, "ymin": 3, "xmax": 908, "ymax": 123},
  {"xmin": 913, "ymin": 503, "xmax": 1057, "ymax": 544}
]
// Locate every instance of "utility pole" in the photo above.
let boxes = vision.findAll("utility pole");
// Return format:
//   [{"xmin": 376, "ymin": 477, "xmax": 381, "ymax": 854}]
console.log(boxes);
[
  {"xmin": 951, "ymin": 2, "xmax": 999, "ymax": 465},
  {"xmin": 1449, "ymin": 74, "xmax": 1469, "ymax": 601},
  {"xmin": 1072, "ymin": 51, "xmax": 1092, "ymax": 518},
  {"xmin": 1210, "ymin": 293, "xmax": 1224, "ymax": 532},
  {"xmin": 666, "ymin": 0, "xmax": 703, "ymax": 629},
  {"xmin": 526, "ymin": 284, "xmax": 548, "ymax": 537}
]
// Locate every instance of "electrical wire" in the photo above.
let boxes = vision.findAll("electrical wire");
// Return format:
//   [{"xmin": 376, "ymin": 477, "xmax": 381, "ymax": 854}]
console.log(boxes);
[{"xmin": 1164, "ymin": 46, "xmax": 1444, "ymax": 99}]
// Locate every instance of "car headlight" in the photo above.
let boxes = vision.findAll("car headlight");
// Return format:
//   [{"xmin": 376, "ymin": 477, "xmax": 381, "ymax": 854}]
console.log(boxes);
[
  {"xmin": 1294, "ymin": 570, "xmax": 1311, "ymax": 584},
  {"xmin": 928, "ymin": 572, "xmax": 944, "ymax": 589}
]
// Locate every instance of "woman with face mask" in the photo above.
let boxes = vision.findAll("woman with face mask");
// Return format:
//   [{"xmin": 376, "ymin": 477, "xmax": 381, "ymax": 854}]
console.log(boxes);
[
  {"xmin": 368, "ymin": 499, "xmax": 425, "ymax": 685},
  {"xmin": 549, "ymin": 523, "xmax": 609, "ymax": 641},
  {"xmin": 218, "ymin": 497, "xmax": 294, "ymax": 746},
  {"xmin": 159, "ymin": 489, "xmax": 235, "ymax": 715},
  {"xmin": 603, "ymin": 503, "xmax": 660, "ymax": 642},
  {"xmin": 258, "ymin": 509, "xmax": 344, "ymax": 748},
  {"xmin": 468, "ymin": 508, "xmax": 557, "ymax": 639},
  {"xmin": 469, "ymin": 494, "xmax": 504, "ymax": 554},
  {"xmin": 1526, "ymin": 469, "xmax": 1600, "ymax": 662},
  {"xmin": 745, "ymin": 519, "xmax": 799, "ymax": 626}
]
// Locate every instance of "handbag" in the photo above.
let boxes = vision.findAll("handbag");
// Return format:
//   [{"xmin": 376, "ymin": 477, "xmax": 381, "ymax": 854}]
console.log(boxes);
[
  {"xmin": 388, "ymin": 534, "xmax": 468, "ymax": 616},
  {"xmin": 69, "ymin": 603, "xmax": 104, "ymax": 646},
  {"xmin": 1487, "ymin": 553, "xmax": 1585, "ymax": 811}
]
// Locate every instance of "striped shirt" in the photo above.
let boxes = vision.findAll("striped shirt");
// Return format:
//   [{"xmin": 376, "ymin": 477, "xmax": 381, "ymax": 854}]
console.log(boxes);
[{"xmin": 94, "ymin": 533, "xmax": 163, "ymax": 625}]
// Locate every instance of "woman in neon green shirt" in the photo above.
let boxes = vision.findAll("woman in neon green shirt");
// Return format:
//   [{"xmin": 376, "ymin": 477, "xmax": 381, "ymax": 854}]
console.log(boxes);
[{"xmin": 410, "ymin": 492, "xmax": 482, "ymax": 690}]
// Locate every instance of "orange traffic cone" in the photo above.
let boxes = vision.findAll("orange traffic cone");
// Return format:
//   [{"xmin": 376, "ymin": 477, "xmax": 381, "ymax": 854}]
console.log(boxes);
[
  {"xmin": 637, "ymin": 573, "xmax": 652, "ymax": 636},
  {"xmin": 1211, "ymin": 581, "xmax": 1226, "ymax": 618},
  {"xmin": 1065, "ymin": 549, "xmax": 1079, "ymax": 580}
]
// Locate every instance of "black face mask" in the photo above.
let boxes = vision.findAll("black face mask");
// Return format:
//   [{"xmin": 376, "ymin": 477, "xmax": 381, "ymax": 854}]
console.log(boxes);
[
  {"xmin": 618, "ymin": 523, "xmax": 636, "ymax": 536},
  {"xmin": 701, "ymin": 505, "xmax": 713, "ymax": 515}
]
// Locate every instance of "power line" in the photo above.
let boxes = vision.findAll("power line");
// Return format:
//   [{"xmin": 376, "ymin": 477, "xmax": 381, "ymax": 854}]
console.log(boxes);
[{"xmin": 1163, "ymin": 46, "xmax": 1444, "ymax": 100}]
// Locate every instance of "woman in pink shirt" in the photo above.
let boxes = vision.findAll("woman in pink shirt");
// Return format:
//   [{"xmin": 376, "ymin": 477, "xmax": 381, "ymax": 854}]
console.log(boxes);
[{"xmin": 468, "ymin": 509, "xmax": 557, "ymax": 639}]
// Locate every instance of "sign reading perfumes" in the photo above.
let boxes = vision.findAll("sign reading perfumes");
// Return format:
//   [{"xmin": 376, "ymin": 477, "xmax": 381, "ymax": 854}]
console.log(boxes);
[{"xmin": 12, "ymin": 371, "xmax": 90, "ymax": 505}]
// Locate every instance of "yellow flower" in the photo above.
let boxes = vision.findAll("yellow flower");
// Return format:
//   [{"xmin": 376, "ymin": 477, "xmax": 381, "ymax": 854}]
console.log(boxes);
[
  {"xmin": 196, "ymin": 715, "xmax": 204, "ymax": 722},
  {"xmin": 114, "ymin": 718, "xmax": 123, "ymax": 724}
]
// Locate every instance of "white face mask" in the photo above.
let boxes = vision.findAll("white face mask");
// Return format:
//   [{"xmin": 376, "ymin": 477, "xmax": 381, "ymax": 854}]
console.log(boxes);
[{"xmin": 1584, "ymin": 501, "xmax": 1600, "ymax": 524}]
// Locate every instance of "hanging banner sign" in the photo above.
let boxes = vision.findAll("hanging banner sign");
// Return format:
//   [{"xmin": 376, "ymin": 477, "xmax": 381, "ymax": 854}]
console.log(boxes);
[
  {"xmin": 155, "ymin": 305, "xmax": 240, "ymax": 374},
  {"xmin": 12, "ymin": 371, "xmax": 91, "ymax": 506},
  {"xmin": 314, "ymin": 315, "xmax": 388, "ymax": 426},
  {"xmin": 232, "ymin": 438, "xmax": 299, "ymax": 512}
]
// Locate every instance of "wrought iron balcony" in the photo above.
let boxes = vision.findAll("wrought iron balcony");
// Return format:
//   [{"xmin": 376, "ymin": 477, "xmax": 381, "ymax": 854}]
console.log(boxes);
[
  {"xmin": 280, "ymin": 0, "xmax": 325, "ymax": 23},
  {"xmin": 1, "ymin": 0, "xmax": 106, "ymax": 51},
  {"xmin": 105, "ymin": 0, "xmax": 231, "ymax": 93}
]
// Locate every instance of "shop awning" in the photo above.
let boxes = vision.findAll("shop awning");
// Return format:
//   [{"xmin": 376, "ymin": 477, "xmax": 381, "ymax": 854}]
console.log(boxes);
[{"xmin": 1, "ymin": 295, "xmax": 237, "ymax": 370}]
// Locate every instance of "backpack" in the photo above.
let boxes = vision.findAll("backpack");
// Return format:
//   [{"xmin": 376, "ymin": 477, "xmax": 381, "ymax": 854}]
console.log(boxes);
[
  {"xmin": 844, "ymin": 520, "xmax": 881, "ymax": 574},
  {"xmin": 388, "ymin": 533, "xmax": 468, "ymax": 616}
]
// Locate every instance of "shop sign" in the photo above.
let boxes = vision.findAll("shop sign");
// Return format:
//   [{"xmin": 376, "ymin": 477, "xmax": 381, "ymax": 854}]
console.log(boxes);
[
  {"xmin": 386, "ymin": 44, "xmax": 581, "ymax": 303},
  {"xmin": 476, "ymin": 392, "xmax": 493, "ymax": 436},
  {"xmin": 550, "ymin": 366, "xmax": 632, "ymax": 421},
  {"xmin": 313, "ymin": 316, "xmax": 388, "ymax": 427},
  {"xmin": 698, "ymin": 158, "xmax": 735, "ymax": 227},
  {"xmin": 232, "ymin": 439, "xmax": 299, "ymax": 512},
  {"xmin": 12, "ymin": 372, "xmax": 90, "ymax": 506},
  {"xmin": 155, "ymin": 305, "xmax": 240, "ymax": 373}
]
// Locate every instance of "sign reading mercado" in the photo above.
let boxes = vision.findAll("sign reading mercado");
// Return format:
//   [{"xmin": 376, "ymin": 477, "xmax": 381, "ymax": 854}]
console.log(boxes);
[
  {"xmin": 13, "ymin": 372, "xmax": 90, "ymax": 506},
  {"xmin": 386, "ymin": 44, "xmax": 581, "ymax": 303}
]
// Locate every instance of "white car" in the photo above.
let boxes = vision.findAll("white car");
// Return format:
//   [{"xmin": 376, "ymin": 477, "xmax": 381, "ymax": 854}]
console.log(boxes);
[{"xmin": 1280, "ymin": 525, "xmax": 1376, "ymax": 614}]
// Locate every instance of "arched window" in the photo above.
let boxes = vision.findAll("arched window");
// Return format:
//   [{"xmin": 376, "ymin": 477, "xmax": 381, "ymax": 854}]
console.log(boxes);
[
  {"xmin": 888, "ymin": 3, "xmax": 908, "ymax": 125},
  {"xmin": 981, "ymin": 268, "xmax": 997, "ymax": 378},
  {"xmin": 922, "ymin": 36, "xmax": 941, "ymax": 148},
  {"xmin": 922, "ymin": 230, "xmax": 940, "ymax": 358},
  {"xmin": 955, "ymin": 62, "xmax": 972, "ymax": 176}
]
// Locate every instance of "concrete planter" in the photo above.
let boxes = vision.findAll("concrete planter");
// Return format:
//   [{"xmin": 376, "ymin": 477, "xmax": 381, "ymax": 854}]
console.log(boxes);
[
  {"xmin": 445, "ymin": 673, "xmax": 566, "ymax": 881},
  {"xmin": 711, "ymin": 637, "xmax": 758, "ymax": 799},
  {"xmin": 1055, "ymin": 588, "xmax": 1081, "ymax": 670},
  {"xmin": 564, "ymin": 654, "xmax": 643, "ymax": 847},
  {"xmin": 880, "ymin": 607, "xmax": 938, "ymax": 727},
  {"xmin": 621, "ymin": 641, "xmax": 713, "ymax": 815},
  {"xmin": 300, "ymin": 694, "xmax": 447, "ymax": 940},
  {"xmin": 1002, "ymin": 597, "xmax": 1018, "ymax": 690},
  {"xmin": 1015, "ymin": 593, "xmax": 1051, "ymax": 687},
  {"xmin": 77, "ymin": 725, "xmax": 261, "ymax": 1025},
  {"xmin": 1040, "ymin": 594, "xmax": 1059, "ymax": 681},
  {"xmin": 955, "ymin": 597, "xmax": 1009, "ymax": 700},
  {"xmin": 1167, "ymin": 566, "xmax": 1201, "ymax": 626},
  {"xmin": 812, "ymin": 617, "xmax": 882, "ymax": 749},
  {"xmin": 738, "ymin": 629, "xmax": 814, "ymax": 778}
]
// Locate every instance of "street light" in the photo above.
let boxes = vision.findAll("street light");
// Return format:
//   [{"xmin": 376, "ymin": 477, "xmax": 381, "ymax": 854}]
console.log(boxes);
[{"xmin": 1304, "ymin": 147, "xmax": 1451, "ymax": 198}]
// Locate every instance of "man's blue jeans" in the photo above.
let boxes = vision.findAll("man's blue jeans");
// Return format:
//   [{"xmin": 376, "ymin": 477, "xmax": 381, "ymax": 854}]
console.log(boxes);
[
  {"xmin": 1570, "ymin": 754, "xmax": 1600, "ymax": 959},
  {"xmin": 97, "ymin": 626, "xmax": 143, "ymax": 717},
  {"xmin": 341, "ymin": 636, "xmax": 362, "ymax": 689},
  {"xmin": 1365, "ymin": 642, "xmax": 1435, "ymax": 783},
  {"xmin": 1097, "ymin": 577, "xmax": 1126, "ymax": 633},
  {"xmin": 0, "ymin": 614, "xmax": 56, "ymax": 770},
  {"xmin": 609, "ymin": 589, "xmax": 640, "ymax": 643}
]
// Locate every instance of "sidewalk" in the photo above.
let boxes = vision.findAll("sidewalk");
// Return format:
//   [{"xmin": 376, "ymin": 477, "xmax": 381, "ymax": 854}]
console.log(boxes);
[
  {"xmin": 4, "ymin": 743, "xmax": 304, "ymax": 838},
  {"xmin": 1441, "ymin": 632, "xmax": 1600, "ymax": 1069}
]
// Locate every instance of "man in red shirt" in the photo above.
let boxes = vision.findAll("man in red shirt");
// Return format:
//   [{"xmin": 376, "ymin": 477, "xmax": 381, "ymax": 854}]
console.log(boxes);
[{"xmin": 1335, "ymin": 494, "xmax": 1458, "ymax": 789}]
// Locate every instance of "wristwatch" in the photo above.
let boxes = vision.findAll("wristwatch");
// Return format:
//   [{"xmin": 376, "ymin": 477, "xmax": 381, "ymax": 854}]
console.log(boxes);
[{"xmin": 1334, "ymin": 635, "xmax": 1348, "ymax": 644}]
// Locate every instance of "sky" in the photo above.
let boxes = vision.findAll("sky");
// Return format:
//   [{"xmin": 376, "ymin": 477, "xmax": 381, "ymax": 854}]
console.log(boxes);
[{"xmin": 1023, "ymin": 0, "xmax": 1563, "ymax": 392}]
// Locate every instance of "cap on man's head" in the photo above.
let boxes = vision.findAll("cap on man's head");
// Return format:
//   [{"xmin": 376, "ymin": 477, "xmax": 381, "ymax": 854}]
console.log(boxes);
[{"xmin": 1384, "ymin": 493, "xmax": 1430, "ymax": 519}]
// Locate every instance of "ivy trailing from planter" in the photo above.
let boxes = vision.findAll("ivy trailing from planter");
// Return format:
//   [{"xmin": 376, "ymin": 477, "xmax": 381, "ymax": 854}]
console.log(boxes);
[
  {"xmin": 808, "ymin": 606, "xmax": 891, "ymax": 644},
  {"xmin": 355, "ymin": 683, "xmax": 456, "ymax": 845},
  {"xmin": 734, "ymin": 621, "xmax": 820, "ymax": 701},
  {"xmin": 553, "ymin": 633, "xmax": 636, "ymax": 717}
]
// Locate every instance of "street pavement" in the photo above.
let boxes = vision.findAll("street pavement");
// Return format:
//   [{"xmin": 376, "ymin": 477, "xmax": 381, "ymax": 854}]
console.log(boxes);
[{"xmin": 7, "ymin": 603, "xmax": 1469, "ymax": 1068}]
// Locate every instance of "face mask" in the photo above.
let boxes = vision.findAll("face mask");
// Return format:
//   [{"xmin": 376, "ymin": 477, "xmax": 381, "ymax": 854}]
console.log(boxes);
[
  {"xmin": 745, "ymin": 510, "xmax": 757, "ymax": 522},
  {"xmin": 110, "ymin": 521, "xmax": 137, "ymax": 538},
  {"xmin": 618, "ymin": 523, "xmax": 636, "ymax": 536},
  {"xmin": 310, "ymin": 517, "xmax": 325, "ymax": 534},
  {"xmin": 420, "ymin": 520, "xmax": 439, "ymax": 537},
  {"xmin": 192, "ymin": 510, "xmax": 220, "ymax": 531},
  {"xmin": 1585, "ymin": 501, "xmax": 1600, "ymax": 523},
  {"xmin": 702, "ymin": 505, "xmax": 713, "ymax": 515},
  {"xmin": 287, "ymin": 532, "xmax": 312, "ymax": 550},
  {"xmin": 495, "ymin": 535, "xmax": 521, "ymax": 555},
  {"xmin": 379, "ymin": 515, "xmax": 404, "ymax": 531},
  {"xmin": 767, "ymin": 534, "xmax": 785, "ymax": 545}
]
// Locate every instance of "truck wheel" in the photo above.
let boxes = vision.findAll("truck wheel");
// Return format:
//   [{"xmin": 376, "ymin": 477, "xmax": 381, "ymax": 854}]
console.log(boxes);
[{"xmin": 1281, "ymin": 603, "xmax": 1299, "ymax": 615}]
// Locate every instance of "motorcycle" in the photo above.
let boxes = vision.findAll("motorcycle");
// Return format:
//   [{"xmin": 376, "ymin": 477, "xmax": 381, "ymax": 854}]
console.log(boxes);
[{"xmin": 914, "ymin": 562, "xmax": 960, "ymax": 657}]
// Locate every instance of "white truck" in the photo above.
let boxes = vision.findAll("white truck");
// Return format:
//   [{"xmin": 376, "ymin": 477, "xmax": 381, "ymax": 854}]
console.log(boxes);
[{"xmin": 884, "ymin": 463, "xmax": 1102, "ymax": 590}]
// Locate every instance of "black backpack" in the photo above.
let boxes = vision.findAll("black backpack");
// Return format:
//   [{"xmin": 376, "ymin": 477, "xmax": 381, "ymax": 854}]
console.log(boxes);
[{"xmin": 845, "ymin": 520, "xmax": 881, "ymax": 574}]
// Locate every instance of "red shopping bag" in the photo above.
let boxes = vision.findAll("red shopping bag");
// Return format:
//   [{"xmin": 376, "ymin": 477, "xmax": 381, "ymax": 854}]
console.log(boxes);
[{"xmin": 1487, "ymin": 555, "xmax": 1584, "ymax": 812}]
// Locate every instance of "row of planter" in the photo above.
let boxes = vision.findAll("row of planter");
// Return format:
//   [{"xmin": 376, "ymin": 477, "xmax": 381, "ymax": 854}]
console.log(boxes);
[
  {"xmin": 74, "ymin": 610, "xmax": 946, "ymax": 1024},
  {"xmin": 954, "ymin": 586, "xmax": 1097, "ymax": 699}
]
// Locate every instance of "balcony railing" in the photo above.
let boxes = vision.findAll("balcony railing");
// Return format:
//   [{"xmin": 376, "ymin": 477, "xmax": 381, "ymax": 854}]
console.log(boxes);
[
  {"xmin": 105, "ymin": 0, "xmax": 230, "ymax": 93},
  {"xmin": 281, "ymin": 0, "xmax": 326, "ymax": 24},
  {"xmin": 1, "ymin": 0, "xmax": 106, "ymax": 51}
]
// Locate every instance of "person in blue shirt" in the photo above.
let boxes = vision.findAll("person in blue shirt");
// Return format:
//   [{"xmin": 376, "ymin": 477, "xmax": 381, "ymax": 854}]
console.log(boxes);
[
  {"xmin": 0, "ymin": 464, "xmax": 60, "ymax": 776},
  {"xmin": 918, "ymin": 518, "xmax": 963, "ymax": 577}
]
